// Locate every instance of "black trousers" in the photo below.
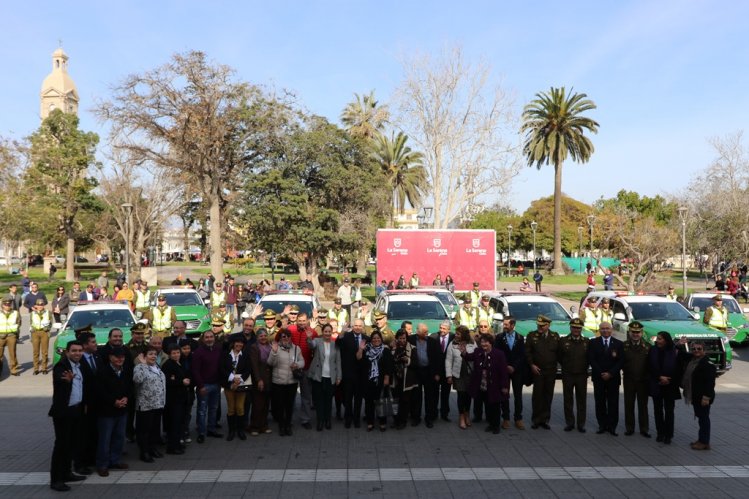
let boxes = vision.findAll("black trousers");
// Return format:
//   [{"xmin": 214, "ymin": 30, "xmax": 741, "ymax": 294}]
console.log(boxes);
[
  {"xmin": 531, "ymin": 371, "xmax": 556, "ymax": 425},
  {"xmin": 457, "ymin": 391, "xmax": 472, "ymax": 413},
  {"xmin": 136, "ymin": 409, "xmax": 162, "ymax": 453},
  {"xmin": 653, "ymin": 396, "xmax": 675, "ymax": 439},
  {"xmin": 623, "ymin": 378, "xmax": 649, "ymax": 433},
  {"xmin": 394, "ymin": 389, "xmax": 411, "ymax": 425},
  {"xmin": 182, "ymin": 388, "xmax": 195, "ymax": 437},
  {"xmin": 271, "ymin": 383, "xmax": 297, "ymax": 428},
  {"xmin": 479, "ymin": 391, "xmax": 501, "ymax": 429},
  {"xmin": 410, "ymin": 366, "xmax": 437, "ymax": 423},
  {"xmin": 500, "ymin": 372, "xmax": 525, "ymax": 421},
  {"xmin": 435, "ymin": 377, "xmax": 451, "ymax": 417},
  {"xmin": 342, "ymin": 377, "xmax": 364, "ymax": 425},
  {"xmin": 164, "ymin": 401, "xmax": 185, "ymax": 451},
  {"xmin": 593, "ymin": 378, "xmax": 620, "ymax": 431},
  {"xmin": 363, "ymin": 380, "xmax": 386, "ymax": 425},
  {"xmin": 51, "ymin": 405, "xmax": 83, "ymax": 484},
  {"xmin": 74, "ymin": 409, "xmax": 97, "ymax": 469},
  {"xmin": 312, "ymin": 378, "xmax": 334, "ymax": 424}
]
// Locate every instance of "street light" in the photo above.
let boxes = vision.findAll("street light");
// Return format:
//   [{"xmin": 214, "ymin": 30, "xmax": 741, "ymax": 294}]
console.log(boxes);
[
  {"xmin": 578, "ymin": 226, "xmax": 583, "ymax": 274},
  {"xmin": 530, "ymin": 221, "xmax": 538, "ymax": 272},
  {"xmin": 507, "ymin": 224, "xmax": 513, "ymax": 276},
  {"xmin": 417, "ymin": 214, "xmax": 425, "ymax": 228},
  {"xmin": 586, "ymin": 214, "xmax": 595, "ymax": 271},
  {"xmin": 121, "ymin": 203, "xmax": 134, "ymax": 283},
  {"xmin": 678, "ymin": 206, "xmax": 688, "ymax": 298},
  {"xmin": 418, "ymin": 206, "xmax": 433, "ymax": 229}
]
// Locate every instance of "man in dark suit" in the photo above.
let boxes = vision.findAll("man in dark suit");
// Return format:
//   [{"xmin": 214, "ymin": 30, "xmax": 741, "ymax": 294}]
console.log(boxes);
[
  {"xmin": 494, "ymin": 315, "xmax": 527, "ymax": 430},
  {"xmin": 79, "ymin": 283, "xmax": 98, "ymax": 303},
  {"xmin": 74, "ymin": 332, "xmax": 100, "ymax": 475},
  {"xmin": 49, "ymin": 340, "xmax": 87, "ymax": 492},
  {"xmin": 336, "ymin": 318, "xmax": 369, "ymax": 428},
  {"xmin": 408, "ymin": 323, "xmax": 441, "ymax": 428},
  {"xmin": 94, "ymin": 346, "xmax": 132, "ymax": 477},
  {"xmin": 588, "ymin": 321, "xmax": 624, "ymax": 435},
  {"xmin": 430, "ymin": 321, "xmax": 454, "ymax": 421}
]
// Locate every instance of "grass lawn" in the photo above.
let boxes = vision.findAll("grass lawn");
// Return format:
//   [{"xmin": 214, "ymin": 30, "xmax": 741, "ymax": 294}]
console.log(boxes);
[
  {"xmin": 0, "ymin": 267, "xmax": 107, "ymax": 298},
  {"xmin": 499, "ymin": 273, "xmax": 588, "ymax": 285}
]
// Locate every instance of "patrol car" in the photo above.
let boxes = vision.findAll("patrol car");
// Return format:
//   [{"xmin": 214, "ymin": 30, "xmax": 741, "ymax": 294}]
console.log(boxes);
[
  {"xmin": 374, "ymin": 290, "xmax": 451, "ymax": 333},
  {"xmin": 684, "ymin": 292, "xmax": 749, "ymax": 345},
  {"xmin": 52, "ymin": 301, "xmax": 140, "ymax": 364},
  {"xmin": 414, "ymin": 286, "xmax": 460, "ymax": 318},
  {"xmin": 583, "ymin": 291, "xmax": 732, "ymax": 374},
  {"xmin": 486, "ymin": 292, "xmax": 596, "ymax": 338},
  {"xmin": 257, "ymin": 290, "xmax": 321, "ymax": 317},
  {"xmin": 151, "ymin": 288, "xmax": 212, "ymax": 337}
]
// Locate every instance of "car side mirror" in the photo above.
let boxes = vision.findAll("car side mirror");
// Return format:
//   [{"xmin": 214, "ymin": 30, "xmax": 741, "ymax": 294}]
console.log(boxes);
[
  {"xmin": 692, "ymin": 306, "xmax": 701, "ymax": 313},
  {"xmin": 692, "ymin": 312, "xmax": 700, "ymax": 320},
  {"xmin": 743, "ymin": 307, "xmax": 749, "ymax": 314},
  {"xmin": 138, "ymin": 318, "xmax": 149, "ymax": 325},
  {"xmin": 613, "ymin": 312, "xmax": 626, "ymax": 321},
  {"xmin": 52, "ymin": 322, "xmax": 62, "ymax": 330}
]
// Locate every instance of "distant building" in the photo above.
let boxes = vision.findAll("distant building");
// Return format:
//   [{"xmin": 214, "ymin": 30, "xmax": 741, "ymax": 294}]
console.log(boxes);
[
  {"xmin": 393, "ymin": 208, "xmax": 419, "ymax": 230},
  {"xmin": 40, "ymin": 47, "xmax": 79, "ymax": 119}
]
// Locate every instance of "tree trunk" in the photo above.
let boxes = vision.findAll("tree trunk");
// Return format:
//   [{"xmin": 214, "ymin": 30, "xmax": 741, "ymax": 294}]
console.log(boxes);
[
  {"xmin": 299, "ymin": 254, "xmax": 324, "ymax": 298},
  {"xmin": 65, "ymin": 237, "xmax": 75, "ymax": 282},
  {"xmin": 551, "ymin": 161, "xmax": 564, "ymax": 275},
  {"xmin": 209, "ymin": 195, "xmax": 223, "ymax": 279},
  {"xmin": 356, "ymin": 250, "xmax": 368, "ymax": 276}
]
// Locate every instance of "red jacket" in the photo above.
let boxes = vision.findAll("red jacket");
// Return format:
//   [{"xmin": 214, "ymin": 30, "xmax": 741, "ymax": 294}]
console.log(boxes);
[{"xmin": 288, "ymin": 325, "xmax": 317, "ymax": 370}]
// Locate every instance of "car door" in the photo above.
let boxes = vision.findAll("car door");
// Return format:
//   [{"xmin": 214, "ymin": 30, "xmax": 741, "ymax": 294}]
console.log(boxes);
[{"xmin": 611, "ymin": 299, "xmax": 629, "ymax": 340}]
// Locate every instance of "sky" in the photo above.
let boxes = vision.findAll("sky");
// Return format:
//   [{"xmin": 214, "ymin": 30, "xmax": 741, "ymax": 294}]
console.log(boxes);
[{"xmin": 2, "ymin": 0, "xmax": 748, "ymax": 214}]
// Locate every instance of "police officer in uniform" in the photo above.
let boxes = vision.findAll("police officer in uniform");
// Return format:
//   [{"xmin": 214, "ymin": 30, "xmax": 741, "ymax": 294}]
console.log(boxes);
[
  {"xmin": 146, "ymin": 295, "xmax": 178, "ymax": 338},
  {"xmin": 210, "ymin": 304, "xmax": 233, "ymax": 339},
  {"xmin": 469, "ymin": 282, "xmax": 482, "ymax": 309},
  {"xmin": 665, "ymin": 286, "xmax": 677, "ymax": 301},
  {"xmin": 261, "ymin": 309, "xmax": 280, "ymax": 340},
  {"xmin": 30, "ymin": 298, "xmax": 53, "ymax": 375},
  {"xmin": 525, "ymin": 315, "xmax": 560, "ymax": 429},
  {"xmin": 579, "ymin": 296, "xmax": 602, "ymax": 335},
  {"xmin": 599, "ymin": 298, "xmax": 613, "ymax": 324},
  {"xmin": 0, "ymin": 297, "xmax": 21, "ymax": 376},
  {"xmin": 476, "ymin": 295, "xmax": 495, "ymax": 324},
  {"xmin": 209, "ymin": 281, "xmax": 226, "ymax": 309},
  {"xmin": 314, "ymin": 308, "xmax": 329, "ymax": 336},
  {"xmin": 455, "ymin": 296, "xmax": 478, "ymax": 331},
  {"xmin": 559, "ymin": 318, "xmax": 589, "ymax": 432},
  {"xmin": 329, "ymin": 298, "xmax": 348, "ymax": 333},
  {"xmin": 371, "ymin": 311, "xmax": 395, "ymax": 346},
  {"xmin": 134, "ymin": 281, "xmax": 152, "ymax": 318},
  {"xmin": 703, "ymin": 294, "xmax": 728, "ymax": 331},
  {"xmin": 622, "ymin": 321, "xmax": 651, "ymax": 437}
]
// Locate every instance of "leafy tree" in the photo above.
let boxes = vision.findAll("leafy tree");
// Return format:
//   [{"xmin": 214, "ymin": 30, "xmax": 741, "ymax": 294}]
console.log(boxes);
[
  {"xmin": 521, "ymin": 87, "xmax": 599, "ymax": 275},
  {"xmin": 519, "ymin": 195, "xmax": 594, "ymax": 255},
  {"xmin": 595, "ymin": 190, "xmax": 676, "ymax": 225},
  {"xmin": 27, "ymin": 110, "xmax": 100, "ymax": 281},
  {"xmin": 340, "ymin": 91, "xmax": 389, "ymax": 140},
  {"xmin": 370, "ymin": 131, "xmax": 427, "ymax": 222}
]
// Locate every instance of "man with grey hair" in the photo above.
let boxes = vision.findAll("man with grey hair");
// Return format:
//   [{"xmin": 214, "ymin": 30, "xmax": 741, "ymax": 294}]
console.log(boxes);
[{"xmin": 430, "ymin": 321, "xmax": 454, "ymax": 422}]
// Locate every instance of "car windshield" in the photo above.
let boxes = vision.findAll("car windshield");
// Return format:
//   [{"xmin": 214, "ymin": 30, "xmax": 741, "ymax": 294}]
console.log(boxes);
[
  {"xmin": 387, "ymin": 300, "xmax": 448, "ymax": 321},
  {"xmin": 261, "ymin": 300, "xmax": 313, "ymax": 316},
  {"xmin": 65, "ymin": 309, "xmax": 135, "ymax": 330},
  {"xmin": 507, "ymin": 301, "xmax": 570, "ymax": 322},
  {"xmin": 433, "ymin": 291, "xmax": 457, "ymax": 307},
  {"xmin": 629, "ymin": 302, "xmax": 695, "ymax": 321},
  {"xmin": 691, "ymin": 297, "xmax": 741, "ymax": 313},
  {"xmin": 161, "ymin": 293, "xmax": 205, "ymax": 307}
]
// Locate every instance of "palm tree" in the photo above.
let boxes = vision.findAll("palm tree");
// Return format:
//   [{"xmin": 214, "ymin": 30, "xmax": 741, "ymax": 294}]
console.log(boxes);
[
  {"xmin": 340, "ymin": 91, "xmax": 389, "ymax": 140},
  {"xmin": 371, "ymin": 131, "xmax": 427, "ymax": 225},
  {"xmin": 521, "ymin": 87, "xmax": 599, "ymax": 275}
]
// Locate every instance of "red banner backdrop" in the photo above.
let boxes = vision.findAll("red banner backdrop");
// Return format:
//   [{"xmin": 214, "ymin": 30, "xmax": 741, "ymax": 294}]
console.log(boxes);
[{"xmin": 376, "ymin": 229, "xmax": 497, "ymax": 292}]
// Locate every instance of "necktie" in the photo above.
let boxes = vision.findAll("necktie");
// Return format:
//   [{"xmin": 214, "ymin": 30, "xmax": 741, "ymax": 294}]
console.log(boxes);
[
  {"xmin": 604, "ymin": 339, "xmax": 609, "ymax": 350},
  {"xmin": 507, "ymin": 333, "xmax": 514, "ymax": 351},
  {"xmin": 356, "ymin": 335, "xmax": 360, "ymax": 345},
  {"xmin": 441, "ymin": 336, "xmax": 446, "ymax": 353},
  {"xmin": 89, "ymin": 355, "xmax": 96, "ymax": 371}
]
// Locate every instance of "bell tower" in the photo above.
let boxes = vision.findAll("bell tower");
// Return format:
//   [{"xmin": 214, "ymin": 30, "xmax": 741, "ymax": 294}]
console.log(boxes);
[{"xmin": 40, "ymin": 47, "xmax": 79, "ymax": 119}]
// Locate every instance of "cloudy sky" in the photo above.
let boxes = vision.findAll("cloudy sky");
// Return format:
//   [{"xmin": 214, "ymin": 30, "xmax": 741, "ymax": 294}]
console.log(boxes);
[{"xmin": 2, "ymin": 0, "xmax": 747, "ymax": 213}]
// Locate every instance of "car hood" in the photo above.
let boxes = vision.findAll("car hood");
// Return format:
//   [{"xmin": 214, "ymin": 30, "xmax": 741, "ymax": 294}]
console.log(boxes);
[
  {"xmin": 173, "ymin": 305, "xmax": 210, "ymax": 319},
  {"xmin": 639, "ymin": 320, "xmax": 726, "ymax": 338}
]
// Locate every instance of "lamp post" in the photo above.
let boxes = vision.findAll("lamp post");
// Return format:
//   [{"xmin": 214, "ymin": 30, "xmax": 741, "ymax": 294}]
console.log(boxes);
[
  {"xmin": 586, "ymin": 214, "xmax": 595, "ymax": 271},
  {"xmin": 417, "ymin": 214, "xmax": 425, "ymax": 229},
  {"xmin": 530, "ymin": 221, "xmax": 538, "ymax": 272},
  {"xmin": 418, "ymin": 206, "xmax": 434, "ymax": 229},
  {"xmin": 121, "ymin": 203, "xmax": 133, "ymax": 283},
  {"xmin": 678, "ymin": 206, "xmax": 688, "ymax": 298},
  {"xmin": 578, "ymin": 226, "xmax": 583, "ymax": 274},
  {"xmin": 507, "ymin": 224, "xmax": 513, "ymax": 276}
]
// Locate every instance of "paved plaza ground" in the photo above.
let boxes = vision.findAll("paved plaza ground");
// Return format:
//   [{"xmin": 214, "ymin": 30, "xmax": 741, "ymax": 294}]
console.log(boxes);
[{"xmin": 2, "ymin": 276, "xmax": 749, "ymax": 497}]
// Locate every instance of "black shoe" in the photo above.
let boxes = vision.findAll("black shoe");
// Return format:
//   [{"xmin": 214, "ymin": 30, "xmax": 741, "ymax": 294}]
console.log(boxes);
[
  {"xmin": 541, "ymin": 423, "xmax": 551, "ymax": 430},
  {"xmin": 641, "ymin": 432, "xmax": 652, "ymax": 438},
  {"xmin": 625, "ymin": 430, "xmax": 634, "ymax": 436},
  {"xmin": 50, "ymin": 482, "xmax": 71, "ymax": 492},
  {"xmin": 564, "ymin": 425, "xmax": 574, "ymax": 432},
  {"xmin": 197, "ymin": 434, "xmax": 205, "ymax": 444},
  {"xmin": 237, "ymin": 428, "xmax": 247, "ymax": 440},
  {"xmin": 33, "ymin": 370, "xmax": 39, "ymax": 375},
  {"xmin": 226, "ymin": 430, "xmax": 235, "ymax": 441},
  {"xmin": 301, "ymin": 422, "xmax": 312, "ymax": 430},
  {"xmin": 166, "ymin": 448, "xmax": 185, "ymax": 455},
  {"xmin": 656, "ymin": 435, "xmax": 664, "ymax": 442},
  {"xmin": 73, "ymin": 467, "xmax": 92, "ymax": 476},
  {"xmin": 317, "ymin": 422, "xmax": 324, "ymax": 431},
  {"xmin": 325, "ymin": 420, "xmax": 332, "ymax": 430},
  {"xmin": 150, "ymin": 449, "xmax": 163, "ymax": 458},
  {"xmin": 207, "ymin": 431, "xmax": 223, "ymax": 438},
  {"xmin": 140, "ymin": 452, "xmax": 154, "ymax": 463},
  {"xmin": 664, "ymin": 437, "xmax": 671, "ymax": 445},
  {"xmin": 441, "ymin": 416, "xmax": 451, "ymax": 422},
  {"xmin": 609, "ymin": 430, "xmax": 618, "ymax": 437},
  {"xmin": 596, "ymin": 428, "xmax": 606, "ymax": 434},
  {"xmin": 63, "ymin": 474, "xmax": 86, "ymax": 482},
  {"xmin": 492, "ymin": 427, "xmax": 500, "ymax": 435},
  {"xmin": 578, "ymin": 427, "xmax": 586, "ymax": 433},
  {"xmin": 425, "ymin": 421, "xmax": 434, "ymax": 428}
]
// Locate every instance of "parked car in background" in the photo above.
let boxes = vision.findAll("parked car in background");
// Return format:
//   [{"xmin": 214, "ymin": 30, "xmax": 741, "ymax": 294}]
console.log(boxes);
[
  {"xmin": 684, "ymin": 292, "xmax": 749, "ymax": 345},
  {"xmin": 374, "ymin": 290, "xmax": 451, "ymax": 333}
]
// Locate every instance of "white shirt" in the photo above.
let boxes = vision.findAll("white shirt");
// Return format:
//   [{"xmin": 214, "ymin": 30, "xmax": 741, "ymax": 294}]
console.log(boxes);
[
  {"xmin": 228, "ymin": 350, "xmax": 243, "ymax": 383},
  {"xmin": 69, "ymin": 361, "xmax": 83, "ymax": 406},
  {"xmin": 321, "ymin": 342, "xmax": 331, "ymax": 378}
]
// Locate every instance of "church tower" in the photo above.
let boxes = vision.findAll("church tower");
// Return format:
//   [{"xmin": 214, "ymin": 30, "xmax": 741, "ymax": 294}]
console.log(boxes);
[{"xmin": 40, "ymin": 47, "xmax": 79, "ymax": 119}]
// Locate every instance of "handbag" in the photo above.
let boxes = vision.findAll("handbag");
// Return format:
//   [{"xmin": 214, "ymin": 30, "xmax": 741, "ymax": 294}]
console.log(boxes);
[{"xmin": 376, "ymin": 387, "xmax": 396, "ymax": 418}]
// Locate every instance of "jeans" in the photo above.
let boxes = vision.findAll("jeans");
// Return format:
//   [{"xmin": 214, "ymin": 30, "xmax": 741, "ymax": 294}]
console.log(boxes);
[
  {"xmin": 693, "ymin": 402, "xmax": 711, "ymax": 444},
  {"xmin": 196, "ymin": 383, "xmax": 220, "ymax": 435},
  {"xmin": 96, "ymin": 414, "xmax": 127, "ymax": 469}
]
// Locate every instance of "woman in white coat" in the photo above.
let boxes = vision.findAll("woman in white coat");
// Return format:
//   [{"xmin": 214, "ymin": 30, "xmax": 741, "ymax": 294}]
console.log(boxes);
[{"xmin": 445, "ymin": 325, "xmax": 476, "ymax": 429}]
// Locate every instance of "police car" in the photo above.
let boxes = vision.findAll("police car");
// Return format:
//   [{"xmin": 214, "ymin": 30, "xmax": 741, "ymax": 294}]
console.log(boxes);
[
  {"xmin": 485, "ymin": 292, "xmax": 593, "ymax": 338},
  {"xmin": 374, "ymin": 290, "xmax": 451, "ymax": 333},
  {"xmin": 151, "ymin": 288, "xmax": 212, "ymax": 337},
  {"xmin": 684, "ymin": 292, "xmax": 749, "ymax": 345},
  {"xmin": 257, "ymin": 290, "xmax": 321, "ymax": 318},
  {"xmin": 52, "ymin": 301, "xmax": 140, "ymax": 364},
  {"xmin": 583, "ymin": 291, "xmax": 732, "ymax": 374}
]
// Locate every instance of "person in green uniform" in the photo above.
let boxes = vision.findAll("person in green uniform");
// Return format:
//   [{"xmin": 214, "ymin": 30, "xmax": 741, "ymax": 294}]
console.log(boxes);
[
  {"xmin": 261, "ymin": 309, "xmax": 280, "ymax": 341},
  {"xmin": 371, "ymin": 311, "xmax": 395, "ymax": 346},
  {"xmin": 622, "ymin": 321, "xmax": 651, "ymax": 438},
  {"xmin": 559, "ymin": 318, "xmax": 589, "ymax": 432},
  {"xmin": 0, "ymin": 298, "xmax": 22, "ymax": 376},
  {"xmin": 146, "ymin": 295, "xmax": 178, "ymax": 338},
  {"xmin": 525, "ymin": 314, "xmax": 560, "ymax": 429}
]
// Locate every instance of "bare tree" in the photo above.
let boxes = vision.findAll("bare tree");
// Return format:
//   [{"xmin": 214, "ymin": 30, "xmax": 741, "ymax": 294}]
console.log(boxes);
[
  {"xmin": 96, "ymin": 51, "xmax": 274, "ymax": 278},
  {"xmin": 395, "ymin": 46, "xmax": 521, "ymax": 228},
  {"xmin": 98, "ymin": 154, "xmax": 182, "ymax": 280}
]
